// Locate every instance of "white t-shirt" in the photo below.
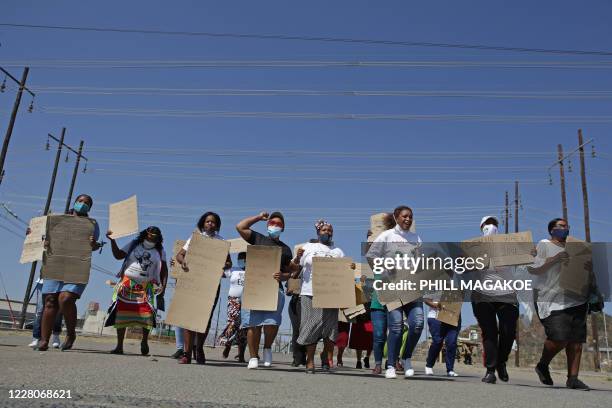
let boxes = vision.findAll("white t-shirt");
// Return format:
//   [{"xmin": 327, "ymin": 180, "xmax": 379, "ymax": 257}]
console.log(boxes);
[
  {"xmin": 299, "ymin": 242, "xmax": 346, "ymax": 296},
  {"xmin": 224, "ymin": 267, "xmax": 245, "ymax": 298},
  {"xmin": 183, "ymin": 231, "xmax": 225, "ymax": 251},
  {"xmin": 532, "ymin": 239, "xmax": 586, "ymax": 319},
  {"xmin": 121, "ymin": 242, "xmax": 167, "ymax": 284},
  {"xmin": 365, "ymin": 225, "xmax": 422, "ymax": 274}
]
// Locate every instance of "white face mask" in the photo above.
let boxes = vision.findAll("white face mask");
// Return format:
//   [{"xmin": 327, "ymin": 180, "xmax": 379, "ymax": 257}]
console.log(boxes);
[
  {"xmin": 482, "ymin": 224, "xmax": 498, "ymax": 236},
  {"xmin": 143, "ymin": 240, "xmax": 156, "ymax": 249}
]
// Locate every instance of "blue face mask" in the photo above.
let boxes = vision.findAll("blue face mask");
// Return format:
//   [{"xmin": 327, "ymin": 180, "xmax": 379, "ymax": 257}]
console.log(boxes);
[
  {"xmin": 267, "ymin": 226, "xmax": 282, "ymax": 238},
  {"xmin": 74, "ymin": 202, "xmax": 90, "ymax": 215},
  {"xmin": 551, "ymin": 228, "xmax": 569, "ymax": 240},
  {"xmin": 237, "ymin": 259, "xmax": 246, "ymax": 270},
  {"xmin": 319, "ymin": 233, "xmax": 332, "ymax": 245}
]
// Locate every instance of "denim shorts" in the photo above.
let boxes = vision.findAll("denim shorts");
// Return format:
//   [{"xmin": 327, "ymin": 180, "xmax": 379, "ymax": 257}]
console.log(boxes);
[{"xmin": 41, "ymin": 279, "xmax": 87, "ymax": 298}]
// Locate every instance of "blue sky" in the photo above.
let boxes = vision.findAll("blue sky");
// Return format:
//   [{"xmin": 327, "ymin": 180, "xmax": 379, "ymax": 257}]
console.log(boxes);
[{"xmin": 0, "ymin": 1, "xmax": 611, "ymax": 331}]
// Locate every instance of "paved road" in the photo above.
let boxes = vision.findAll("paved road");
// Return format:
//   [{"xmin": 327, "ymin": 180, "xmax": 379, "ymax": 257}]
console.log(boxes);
[{"xmin": 1, "ymin": 330, "xmax": 611, "ymax": 407}]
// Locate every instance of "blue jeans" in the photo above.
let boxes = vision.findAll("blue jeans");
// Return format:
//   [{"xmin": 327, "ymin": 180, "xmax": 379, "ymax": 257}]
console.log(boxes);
[
  {"xmin": 426, "ymin": 317, "xmax": 460, "ymax": 372},
  {"xmin": 174, "ymin": 326, "xmax": 184, "ymax": 350},
  {"xmin": 371, "ymin": 302, "xmax": 424, "ymax": 368},
  {"xmin": 392, "ymin": 301, "xmax": 424, "ymax": 364}
]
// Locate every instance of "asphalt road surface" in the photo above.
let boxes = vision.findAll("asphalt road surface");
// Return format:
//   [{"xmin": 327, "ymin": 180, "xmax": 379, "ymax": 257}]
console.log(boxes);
[{"xmin": 1, "ymin": 330, "xmax": 611, "ymax": 408}]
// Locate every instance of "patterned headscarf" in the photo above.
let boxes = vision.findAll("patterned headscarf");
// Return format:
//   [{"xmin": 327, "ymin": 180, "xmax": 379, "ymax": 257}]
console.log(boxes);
[{"xmin": 315, "ymin": 219, "xmax": 332, "ymax": 232}]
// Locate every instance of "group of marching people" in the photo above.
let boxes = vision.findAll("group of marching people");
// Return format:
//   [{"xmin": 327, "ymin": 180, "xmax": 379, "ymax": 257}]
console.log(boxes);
[{"xmin": 27, "ymin": 194, "xmax": 603, "ymax": 391}]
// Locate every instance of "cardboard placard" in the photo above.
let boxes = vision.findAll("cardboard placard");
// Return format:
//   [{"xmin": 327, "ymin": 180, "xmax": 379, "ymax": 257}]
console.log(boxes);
[
  {"xmin": 108, "ymin": 195, "xmax": 139, "ymax": 239},
  {"xmin": 436, "ymin": 290, "xmax": 463, "ymax": 327},
  {"xmin": 462, "ymin": 231, "xmax": 535, "ymax": 268},
  {"xmin": 242, "ymin": 245, "xmax": 281, "ymax": 311},
  {"xmin": 165, "ymin": 233, "xmax": 230, "ymax": 332},
  {"xmin": 20, "ymin": 216, "xmax": 47, "ymax": 264},
  {"xmin": 560, "ymin": 236, "xmax": 592, "ymax": 297},
  {"xmin": 228, "ymin": 237, "xmax": 249, "ymax": 254},
  {"xmin": 169, "ymin": 239, "xmax": 186, "ymax": 279},
  {"xmin": 312, "ymin": 257, "xmax": 355, "ymax": 308},
  {"xmin": 41, "ymin": 215, "xmax": 95, "ymax": 284},
  {"xmin": 286, "ymin": 278, "xmax": 301, "ymax": 294}
]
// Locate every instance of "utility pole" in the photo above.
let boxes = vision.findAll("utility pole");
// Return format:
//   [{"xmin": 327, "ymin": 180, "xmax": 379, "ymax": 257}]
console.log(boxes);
[
  {"xmin": 578, "ymin": 129, "xmax": 600, "ymax": 371},
  {"xmin": 504, "ymin": 191, "xmax": 509, "ymax": 234},
  {"xmin": 0, "ymin": 67, "xmax": 35, "ymax": 186},
  {"xmin": 63, "ymin": 140, "xmax": 87, "ymax": 214},
  {"xmin": 557, "ymin": 144, "xmax": 568, "ymax": 221},
  {"xmin": 514, "ymin": 181, "xmax": 520, "ymax": 367},
  {"xmin": 18, "ymin": 128, "xmax": 66, "ymax": 329}
]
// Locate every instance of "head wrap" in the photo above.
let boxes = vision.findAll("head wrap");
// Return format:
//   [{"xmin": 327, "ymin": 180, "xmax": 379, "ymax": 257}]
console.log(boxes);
[{"xmin": 315, "ymin": 219, "xmax": 332, "ymax": 232}]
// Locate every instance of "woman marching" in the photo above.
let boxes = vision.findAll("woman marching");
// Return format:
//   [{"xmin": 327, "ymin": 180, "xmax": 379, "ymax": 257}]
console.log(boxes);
[
  {"xmin": 236, "ymin": 211, "xmax": 296, "ymax": 369},
  {"xmin": 218, "ymin": 251, "xmax": 248, "ymax": 363},
  {"xmin": 294, "ymin": 219, "xmax": 351, "ymax": 373},
  {"xmin": 176, "ymin": 211, "xmax": 231, "ymax": 364},
  {"xmin": 36, "ymin": 194, "xmax": 101, "ymax": 351},
  {"xmin": 528, "ymin": 218, "xmax": 598, "ymax": 390},
  {"xmin": 106, "ymin": 226, "xmax": 168, "ymax": 355}
]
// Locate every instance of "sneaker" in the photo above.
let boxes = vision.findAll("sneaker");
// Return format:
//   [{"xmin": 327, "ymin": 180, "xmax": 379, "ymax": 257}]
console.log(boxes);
[
  {"xmin": 51, "ymin": 334, "xmax": 61, "ymax": 349},
  {"xmin": 425, "ymin": 366, "xmax": 434, "ymax": 376},
  {"xmin": 363, "ymin": 357, "xmax": 370, "ymax": 369},
  {"xmin": 356, "ymin": 361, "xmax": 362, "ymax": 369},
  {"xmin": 566, "ymin": 376, "xmax": 590, "ymax": 391},
  {"xmin": 28, "ymin": 339, "xmax": 39, "ymax": 348},
  {"xmin": 372, "ymin": 365, "xmax": 382, "ymax": 375},
  {"xmin": 263, "ymin": 348, "xmax": 272, "ymax": 367},
  {"xmin": 171, "ymin": 349, "xmax": 184, "ymax": 359},
  {"xmin": 404, "ymin": 359, "xmax": 414, "ymax": 377},
  {"xmin": 447, "ymin": 371, "xmax": 459, "ymax": 377},
  {"xmin": 247, "ymin": 357, "xmax": 259, "ymax": 369},
  {"xmin": 385, "ymin": 367, "xmax": 397, "ymax": 379},
  {"xmin": 535, "ymin": 363, "xmax": 554, "ymax": 386},
  {"xmin": 497, "ymin": 362, "xmax": 509, "ymax": 382}
]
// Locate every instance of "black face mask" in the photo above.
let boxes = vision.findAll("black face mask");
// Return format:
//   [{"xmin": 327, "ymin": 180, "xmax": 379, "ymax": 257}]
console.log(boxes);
[{"xmin": 319, "ymin": 233, "xmax": 332, "ymax": 245}]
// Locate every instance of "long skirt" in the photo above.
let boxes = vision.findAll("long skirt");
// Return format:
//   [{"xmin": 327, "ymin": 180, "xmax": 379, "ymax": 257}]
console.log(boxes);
[
  {"xmin": 297, "ymin": 296, "xmax": 338, "ymax": 346},
  {"xmin": 113, "ymin": 277, "xmax": 156, "ymax": 330},
  {"xmin": 219, "ymin": 296, "xmax": 247, "ymax": 347}
]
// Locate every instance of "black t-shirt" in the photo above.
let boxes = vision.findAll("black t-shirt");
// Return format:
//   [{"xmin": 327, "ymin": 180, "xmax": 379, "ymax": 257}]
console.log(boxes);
[{"xmin": 246, "ymin": 230, "xmax": 293, "ymax": 272}]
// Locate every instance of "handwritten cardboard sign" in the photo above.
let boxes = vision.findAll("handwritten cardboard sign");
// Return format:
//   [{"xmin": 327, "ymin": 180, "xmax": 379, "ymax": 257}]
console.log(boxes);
[
  {"xmin": 42, "ymin": 215, "xmax": 95, "ymax": 284},
  {"xmin": 165, "ymin": 233, "xmax": 230, "ymax": 332},
  {"xmin": 242, "ymin": 245, "xmax": 281, "ymax": 311},
  {"xmin": 20, "ymin": 216, "xmax": 47, "ymax": 264},
  {"xmin": 312, "ymin": 257, "xmax": 355, "ymax": 308},
  {"xmin": 169, "ymin": 239, "xmax": 186, "ymax": 279},
  {"xmin": 108, "ymin": 195, "xmax": 139, "ymax": 239}
]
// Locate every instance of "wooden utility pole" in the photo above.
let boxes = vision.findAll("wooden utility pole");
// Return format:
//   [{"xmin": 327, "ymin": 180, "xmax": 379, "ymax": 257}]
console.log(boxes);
[
  {"xmin": 578, "ymin": 129, "xmax": 600, "ymax": 371},
  {"xmin": 64, "ymin": 140, "xmax": 86, "ymax": 214},
  {"xmin": 504, "ymin": 191, "xmax": 509, "ymax": 234},
  {"xmin": 557, "ymin": 144, "xmax": 568, "ymax": 221},
  {"xmin": 0, "ymin": 67, "xmax": 33, "ymax": 186},
  {"xmin": 19, "ymin": 128, "xmax": 66, "ymax": 329},
  {"xmin": 514, "ymin": 181, "xmax": 520, "ymax": 367}
]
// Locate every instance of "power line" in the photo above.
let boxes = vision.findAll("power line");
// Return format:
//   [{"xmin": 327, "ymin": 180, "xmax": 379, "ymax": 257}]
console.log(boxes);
[
  {"xmin": 2, "ymin": 23, "xmax": 612, "ymax": 56},
  {"xmin": 37, "ymin": 107, "xmax": 612, "ymax": 123}
]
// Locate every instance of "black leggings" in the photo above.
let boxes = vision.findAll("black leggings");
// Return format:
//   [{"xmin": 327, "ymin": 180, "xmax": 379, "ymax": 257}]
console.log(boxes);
[{"xmin": 472, "ymin": 301, "xmax": 519, "ymax": 370}]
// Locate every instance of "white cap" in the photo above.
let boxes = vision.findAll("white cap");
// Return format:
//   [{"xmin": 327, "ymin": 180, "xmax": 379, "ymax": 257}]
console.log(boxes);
[{"xmin": 480, "ymin": 215, "xmax": 499, "ymax": 229}]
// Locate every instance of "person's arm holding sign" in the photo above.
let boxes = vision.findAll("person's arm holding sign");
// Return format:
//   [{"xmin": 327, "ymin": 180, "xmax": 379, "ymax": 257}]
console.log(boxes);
[{"xmin": 106, "ymin": 230, "xmax": 127, "ymax": 260}]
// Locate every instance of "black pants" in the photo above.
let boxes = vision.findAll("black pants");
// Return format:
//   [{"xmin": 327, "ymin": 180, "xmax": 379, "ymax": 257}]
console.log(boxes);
[
  {"xmin": 471, "ymin": 301, "xmax": 519, "ymax": 370},
  {"xmin": 288, "ymin": 295, "xmax": 306, "ymax": 364}
]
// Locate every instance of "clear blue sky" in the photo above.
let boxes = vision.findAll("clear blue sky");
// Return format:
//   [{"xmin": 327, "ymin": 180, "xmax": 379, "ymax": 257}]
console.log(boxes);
[{"xmin": 0, "ymin": 1, "xmax": 611, "ymax": 331}]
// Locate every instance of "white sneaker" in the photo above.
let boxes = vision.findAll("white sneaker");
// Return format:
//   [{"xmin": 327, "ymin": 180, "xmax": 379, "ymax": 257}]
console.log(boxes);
[
  {"xmin": 247, "ymin": 358, "xmax": 259, "ymax": 369},
  {"xmin": 28, "ymin": 339, "xmax": 39, "ymax": 348},
  {"xmin": 404, "ymin": 359, "xmax": 414, "ymax": 377},
  {"xmin": 447, "ymin": 371, "xmax": 459, "ymax": 377},
  {"xmin": 263, "ymin": 348, "xmax": 272, "ymax": 367},
  {"xmin": 51, "ymin": 334, "xmax": 61, "ymax": 349},
  {"xmin": 425, "ymin": 366, "xmax": 434, "ymax": 375},
  {"xmin": 385, "ymin": 367, "xmax": 397, "ymax": 379}
]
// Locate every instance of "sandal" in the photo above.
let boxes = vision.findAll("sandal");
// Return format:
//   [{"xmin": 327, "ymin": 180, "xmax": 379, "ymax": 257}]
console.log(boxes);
[
  {"xmin": 178, "ymin": 355, "xmax": 191, "ymax": 364},
  {"xmin": 110, "ymin": 348, "xmax": 124, "ymax": 355},
  {"xmin": 196, "ymin": 350, "xmax": 206, "ymax": 365},
  {"xmin": 35, "ymin": 342, "xmax": 49, "ymax": 352},
  {"xmin": 60, "ymin": 335, "xmax": 76, "ymax": 352}
]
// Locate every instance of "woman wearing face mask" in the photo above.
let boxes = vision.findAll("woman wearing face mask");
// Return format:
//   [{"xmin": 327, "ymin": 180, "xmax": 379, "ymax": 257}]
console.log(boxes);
[
  {"xmin": 218, "ymin": 251, "xmax": 247, "ymax": 363},
  {"xmin": 105, "ymin": 226, "xmax": 168, "ymax": 355},
  {"xmin": 37, "ymin": 194, "xmax": 101, "ymax": 351},
  {"xmin": 366, "ymin": 206, "xmax": 424, "ymax": 379},
  {"xmin": 236, "ymin": 211, "xmax": 296, "ymax": 369},
  {"xmin": 528, "ymin": 218, "xmax": 592, "ymax": 390},
  {"xmin": 471, "ymin": 216, "xmax": 519, "ymax": 384},
  {"xmin": 295, "ymin": 219, "xmax": 351, "ymax": 373},
  {"xmin": 175, "ymin": 211, "xmax": 231, "ymax": 364}
]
